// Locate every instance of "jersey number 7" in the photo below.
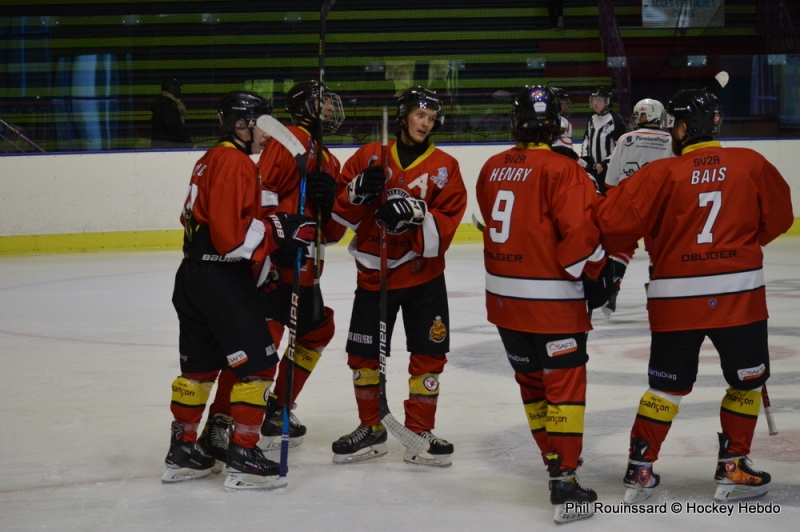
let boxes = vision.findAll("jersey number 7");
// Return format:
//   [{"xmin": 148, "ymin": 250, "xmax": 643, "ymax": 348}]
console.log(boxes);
[{"xmin": 697, "ymin": 190, "xmax": 722, "ymax": 244}]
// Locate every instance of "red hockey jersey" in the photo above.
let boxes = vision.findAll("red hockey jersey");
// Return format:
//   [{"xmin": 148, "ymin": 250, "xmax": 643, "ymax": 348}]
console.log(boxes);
[
  {"xmin": 181, "ymin": 142, "xmax": 279, "ymax": 278},
  {"xmin": 477, "ymin": 144, "xmax": 605, "ymax": 334},
  {"xmin": 598, "ymin": 141, "xmax": 794, "ymax": 331},
  {"xmin": 333, "ymin": 140, "xmax": 466, "ymax": 291},
  {"xmin": 257, "ymin": 125, "xmax": 347, "ymax": 287}
]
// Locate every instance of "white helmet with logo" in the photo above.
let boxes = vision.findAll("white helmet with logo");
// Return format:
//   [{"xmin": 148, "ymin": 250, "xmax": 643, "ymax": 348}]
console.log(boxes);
[{"xmin": 630, "ymin": 98, "xmax": 664, "ymax": 129}]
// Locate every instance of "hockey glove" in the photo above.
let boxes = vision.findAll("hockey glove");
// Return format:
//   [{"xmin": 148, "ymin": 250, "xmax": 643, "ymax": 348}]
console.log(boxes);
[
  {"xmin": 266, "ymin": 212, "xmax": 317, "ymax": 251},
  {"xmin": 306, "ymin": 171, "xmax": 337, "ymax": 221},
  {"xmin": 601, "ymin": 259, "xmax": 627, "ymax": 318},
  {"xmin": 260, "ymin": 268, "xmax": 282, "ymax": 293},
  {"xmin": 582, "ymin": 260, "xmax": 616, "ymax": 310},
  {"xmin": 578, "ymin": 156, "xmax": 597, "ymax": 177},
  {"xmin": 374, "ymin": 197, "xmax": 427, "ymax": 232},
  {"xmin": 347, "ymin": 166, "xmax": 385, "ymax": 205}
]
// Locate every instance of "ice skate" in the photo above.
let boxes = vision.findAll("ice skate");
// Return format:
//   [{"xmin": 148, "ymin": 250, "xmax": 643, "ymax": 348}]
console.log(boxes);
[
  {"xmin": 713, "ymin": 432, "xmax": 770, "ymax": 501},
  {"xmin": 547, "ymin": 453, "xmax": 596, "ymax": 525},
  {"xmin": 332, "ymin": 424, "xmax": 388, "ymax": 464},
  {"xmin": 623, "ymin": 438, "xmax": 660, "ymax": 503},
  {"xmin": 403, "ymin": 431, "xmax": 453, "ymax": 468},
  {"xmin": 162, "ymin": 421, "xmax": 216, "ymax": 484},
  {"xmin": 196, "ymin": 413, "xmax": 232, "ymax": 473},
  {"xmin": 259, "ymin": 395, "xmax": 306, "ymax": 450},
  {"xmin": 224, "ymin": 442, "xmax": 287, "ymax": 491}
]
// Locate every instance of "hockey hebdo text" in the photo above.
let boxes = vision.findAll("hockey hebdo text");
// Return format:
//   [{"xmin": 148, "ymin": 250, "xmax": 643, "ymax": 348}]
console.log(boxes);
[{"xmin": 563, "ymin": 501, "xmax": 781, "ymax": 517}]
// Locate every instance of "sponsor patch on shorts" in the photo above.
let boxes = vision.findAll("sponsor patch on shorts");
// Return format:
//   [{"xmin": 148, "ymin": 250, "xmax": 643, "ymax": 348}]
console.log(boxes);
[
  {"xmin": 429, "ymin": 316, "xmax": 447, "ymax": 343},
  {"xmin": 546, "ymin": 338, "xmax": 578, "ymax": 357},
  {"xmin": 738, "ymin": 363, "xmax": 766, "ymax": 381},
  {"xmin": 227, "ymin": 350, "xmax": 248, "ymax": 368}
]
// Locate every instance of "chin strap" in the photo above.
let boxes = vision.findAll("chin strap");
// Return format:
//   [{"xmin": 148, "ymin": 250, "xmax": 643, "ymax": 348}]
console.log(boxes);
[{"xmin": 231, "ymin": 127, "xmax": 254, "ymax": 155}]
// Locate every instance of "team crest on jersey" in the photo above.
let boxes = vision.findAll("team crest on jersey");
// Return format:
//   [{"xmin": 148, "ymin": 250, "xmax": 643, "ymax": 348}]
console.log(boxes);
[
  {"xmin": 430, "ymin": 167, "xmax": 449, "ymax": 189},
  {"xmin": 709, "ymin": 299, "xmax": 717, "ymax": 308},
  {"xmin": 624, "ymin": 135, "xmax": 635, "ymax": 146},
  {"xmin": 429, "ymin": 316, "xmax": 447, "ymax": 343}
]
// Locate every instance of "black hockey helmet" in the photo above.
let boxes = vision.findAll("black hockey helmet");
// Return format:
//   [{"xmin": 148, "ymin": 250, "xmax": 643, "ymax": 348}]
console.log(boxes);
[
  {"xmin": 511, "ymin": 85, "xmax": 561, "ymax": 132},
  {"xmin": 285, "ymin": 80, "xmax": 344, "ymax": 134},
  {"xmin": 551, "ymin": 86, "xmax": 572, "ymax": 118},
  {"xmin": 217, "ymin": 91, "xmax": 272, "ymax": 132},
  {"xmin": 590, "ymin": 86, "xmax": 612, "ymax": 108},
  {"xmin": 396, "ymin": 86, "xmax": 444, "ymax": 132},
  {"xmin": 663, "ymin": 89, "xmax": 722, "ymax": 137}
]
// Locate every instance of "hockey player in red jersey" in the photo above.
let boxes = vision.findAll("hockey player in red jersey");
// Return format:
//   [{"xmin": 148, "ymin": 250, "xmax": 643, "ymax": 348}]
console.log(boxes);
[
  {"xmin": 597, "ymin": 83, "xmax": 794, "ymax": 503},
  {"xmin": 330, "ymin": 87, "xmax": 466, "ymax": 467},
  {"xmin": 196, "ymin": 81, "xmax": 347, "ymax": 460},
  {"xmin": 164, "ymin": 91, "xmax": 316, "ymax": 491},
  {"xmin": 477, "ymin": 85, "xmax": 612, "ymax": 524}
]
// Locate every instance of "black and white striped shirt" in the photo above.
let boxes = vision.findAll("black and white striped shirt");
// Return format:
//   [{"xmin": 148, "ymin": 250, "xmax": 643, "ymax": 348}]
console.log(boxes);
[{"xmin": 581, "ymin": 108, "xmax": 627, "ymax": 166}]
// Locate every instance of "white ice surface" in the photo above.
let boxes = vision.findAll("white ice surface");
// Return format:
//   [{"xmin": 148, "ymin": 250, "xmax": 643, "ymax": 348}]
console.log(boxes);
[{"xmin": 1, "ymin": 241, "xmax": 798, "ymax": 531}]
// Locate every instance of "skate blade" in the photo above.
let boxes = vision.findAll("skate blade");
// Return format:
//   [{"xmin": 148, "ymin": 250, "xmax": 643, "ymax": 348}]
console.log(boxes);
[
  {"xmin": 258, "ymin": 435, "xmax": 303, "ymax": 451},
  {"xmin": 623, "ymin": 486, "xmax": 655, "ymax": 504},
  {"xmin": 403, "ymin": 451, "xmax": 453, "ymax": 468},
  {"xmin": 553, "ymin": 504, "xmax": 595, "ymax": 525},
  {"xmin": 223, "ymin": 471, "xmax": 288, "ymax": 491},
  {"xmin": 714, "ymin": 482, "xmax": 769, "ymax": 501},
  {"xmin": 332, "ymin": 444, "xmax": 388, "ymax": 465},
  {"xmin": 161, "ymin": 466, "xmax": 212, "ymax": 484}
]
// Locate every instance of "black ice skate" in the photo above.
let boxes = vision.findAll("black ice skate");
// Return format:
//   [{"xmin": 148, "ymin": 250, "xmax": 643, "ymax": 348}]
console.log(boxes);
[
  {"xmin": 196, "ymin": 413, "xmax": 232, "ymax": 473},
  {"xmin": 623, "ymin": 438, "xmax": 660, "ymax": 503},
  {"xmin": 546, "ymin": 453, "xmax": 597, "ymax": 525},
  {"xmin": 224, "ymin": 442, "xmax": 287, "ymax": 491},
  {"xmin": 714, "ymin": 432, "xmax": 770, "ymax": 501},
  {"xmin": 332, "ymin": 424, "xmax": 388, "ymax": 464},
  {"xmin": 403, "ymin": 431, "xmax": 454, "ymax": 468},
  {"xmin": 162, "ymin": 421, "xmax": 216, "ymax": 484},
  {"xmin": 259, "ymin": 394, "xmax": 306, "ymax": 450}
]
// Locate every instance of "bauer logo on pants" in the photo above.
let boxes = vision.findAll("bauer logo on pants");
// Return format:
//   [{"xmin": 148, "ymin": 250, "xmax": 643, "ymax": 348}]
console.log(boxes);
[
  {"xmin": 546, "ymin": 338, "xmax": 578, "ymax": 357},
  {"xmin": 429, "ymin": 316, "xmax": 447, "ymax": 343}
]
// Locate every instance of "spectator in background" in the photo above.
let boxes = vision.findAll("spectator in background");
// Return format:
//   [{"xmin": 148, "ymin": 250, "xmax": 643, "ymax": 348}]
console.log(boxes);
[
  {"xmin": 151, "ymin": 77, "xmax": 193, "ymax": 149},
  {"xmin": 547, "ymin": 1, "xmax": 565, "ymax": 30}
]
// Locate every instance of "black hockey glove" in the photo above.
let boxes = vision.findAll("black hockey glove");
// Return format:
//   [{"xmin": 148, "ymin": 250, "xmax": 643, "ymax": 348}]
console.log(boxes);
[
  {"xmin": 266, "ymin": 212, "xmax": 316, "ymax": 251},
  {"xmin": 306, "ymin": 171, "xmax": 337, "ymax": 221},
  {"xmin": 374, "ymin": 197, "xmax": 427, "ymax": 232},
  {"xmin": 578, "ymin": 155, "xmax": 597, "ymax": 177},
  {"xmin": 601, "ymin": 259, "xmax": 627, "ymax": 316},
  {"xmin": 582, "ymin": 259, "xmax": 616, "ymax": 310},
  {"xmin": 347, "ymin": 166, "xmax": 385, "ymax": 205}
]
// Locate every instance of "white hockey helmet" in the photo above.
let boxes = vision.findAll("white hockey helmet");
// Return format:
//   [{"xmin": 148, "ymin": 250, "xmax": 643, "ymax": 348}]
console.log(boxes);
[{"xmin": 631, "ymin": 98, "xmax": 664, "ymax": 129}]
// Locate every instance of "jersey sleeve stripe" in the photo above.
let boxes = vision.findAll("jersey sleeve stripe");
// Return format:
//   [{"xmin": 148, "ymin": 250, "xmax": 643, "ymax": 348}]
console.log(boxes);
[
  {"xmin": 647, "ymin": 268, "xmax": 764, "ymax": 299},
  {"xmin": 486, "ymin": 272, "xmax": 584, "ymax": 301},
  {"xmin": 224, "ymin": 219, "xmax": 266, "ymax": 260},
  {"xmin": 564, "ymin": 244, "xmax": 605, "ymax": 279},
  {"xmin": 421, "ymin": 213, "xmax": 440, "ymax": 258}
]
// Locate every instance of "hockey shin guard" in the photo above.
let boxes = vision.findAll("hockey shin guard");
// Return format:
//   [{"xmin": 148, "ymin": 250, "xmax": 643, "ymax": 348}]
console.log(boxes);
[
  {"xmin": 404, "ymin": 354, "xmax": 446, "ymax": 433},
  {"xmin": 720, "ymin": 388, "xmax": 761, "ymax": 456},
  {"xmin": 542, "ymin": 366, "xmax": 586, "ymax": 471},
  {"xmin": 230, "ymin": 371, "xmax": 273, "ymax": 448},
  {"xmin": 630, "ymin": 388, "xmax": 682, "ymax": 462},
  {"xmin": 170, "ymin": 372, "xmax": 216, "ymax": 442},
  {"xmin": 348, "ymin": 355, "xmax": 381, "ymax": 426},
  {"xmin": 272, "ymin": 345, "xmax": 322, "ymax": 408}
]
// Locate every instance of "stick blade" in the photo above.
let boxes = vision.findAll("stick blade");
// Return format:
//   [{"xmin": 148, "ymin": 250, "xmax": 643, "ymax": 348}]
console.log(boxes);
[{"xmin": 256, "ymin": 115, "xmax": 306, "ymax": 157}]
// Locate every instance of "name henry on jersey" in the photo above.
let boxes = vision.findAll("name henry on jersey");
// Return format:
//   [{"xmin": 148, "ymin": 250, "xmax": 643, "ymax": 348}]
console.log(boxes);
[{"xmin": 487, "ymin": 167, "xmax": 534, "ymax": 182}]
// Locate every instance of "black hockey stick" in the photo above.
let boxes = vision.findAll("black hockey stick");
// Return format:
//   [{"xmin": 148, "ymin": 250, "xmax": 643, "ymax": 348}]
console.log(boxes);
[
  {"xmin": 311, "ymin": 0, "xmax": 337, "ymax": 322},
  {"xmin": 376, "ymin": 106, "xmax": 430, "ymax": 455},
  {"xmin": 256, "ymin": 115, "xmax": 308, "ymax": 478}
]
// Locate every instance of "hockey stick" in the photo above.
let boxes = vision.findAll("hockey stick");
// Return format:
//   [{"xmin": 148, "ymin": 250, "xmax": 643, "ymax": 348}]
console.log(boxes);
[
  {"xmin": 256, "ymin": 114, "xmax": 308, "ymax": 478},
  {"xmin": 310, "ymin": 0, "xmax": 337, "ymax": 322},
  {"xmin": 376, "ymin": 106, "xmax": 430, "ymax": 455},
  {"xmin": 761, "ymin": 384, "xmax": 778, "ymax": 436},
  {"xmin": 471, "ymin": 213, "xmax": 485, "ymax": 232}
]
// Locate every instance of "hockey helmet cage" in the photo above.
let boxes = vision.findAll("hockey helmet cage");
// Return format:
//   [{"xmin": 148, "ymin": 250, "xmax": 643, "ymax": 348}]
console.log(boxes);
[
  {"xmin": 590, "ymin": 86, "xmax": 612, "ymax": 107},
  {"xmin": 511, "ymin": 85, "xmax": 561, "ymax": 132},
  {"xmin": 396, "ymin": 86, "xmax": 444, "ymax": 132},
  {"xmin": 551, "ymin": 87, "xmax": 572, "ymax": 118},
  {"xmin": 631, "ymin": 98, "xmax": 664, "ymax": 129},
  {"xmin": 218, "ymin": 91, "xmax": 272, "ymax": 132},
  {"xmin": 662, "ymin": 89, "xmax": 722, "ymax": 137},
  {"xmin": 285, "ymin": 80, "xmax": 344, "ymax": 134}
]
